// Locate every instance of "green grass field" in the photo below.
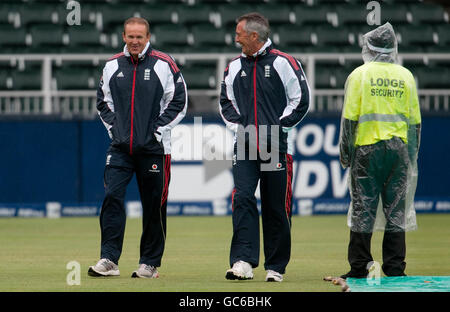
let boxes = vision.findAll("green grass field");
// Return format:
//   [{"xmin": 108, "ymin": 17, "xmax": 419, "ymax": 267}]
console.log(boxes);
[{"xmin": 0, "ymin": 214, "xmax": 449, "ymax": 292}]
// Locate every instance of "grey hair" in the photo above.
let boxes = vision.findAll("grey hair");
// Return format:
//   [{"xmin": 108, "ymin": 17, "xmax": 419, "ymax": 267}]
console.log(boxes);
[{"xmin": 237, "ymin": 12, "xmax": 270, "ymax": 42}]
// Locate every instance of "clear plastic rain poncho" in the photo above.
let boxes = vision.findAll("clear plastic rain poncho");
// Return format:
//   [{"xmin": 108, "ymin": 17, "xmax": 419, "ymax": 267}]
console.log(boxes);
[
  {"xmin": 361, "ymin": 22, "xmax": 398, "ymax": 64},
  {"xmin": 339, "ymin": 23, "xmax": 421, "ymax": 233}
]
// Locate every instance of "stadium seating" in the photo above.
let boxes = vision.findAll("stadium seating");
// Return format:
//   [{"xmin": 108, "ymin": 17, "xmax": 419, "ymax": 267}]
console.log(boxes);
[
  {"xmin": 115, "ymin": 0, "xmax": 160, "ymax": 3},
  {"xmin": 315, "ymin": 25, "xmax": 358, "ymax": 52},
  {"xmin": 138, "ymin": 4, "xmax": 177, "ymax": 26},
  {"xmin": 217, "ymin": 5, "xmax": 253, "ymax": 27},
  {"xmin": 333, "ymin": 65, "xmax": 356, "ymax": 89},
  {"xmin": 393, "ymin": 0, "xmax": 424, "ymax": 3},
  {"xmin": 413, "ymin": 66, "xmax": 450, "ymax": 89},
  {"xmin": 255, "ymin": 4, "xmax": 294, "ymax": 25},
  {"xmin": 1, "ymin": 0, "xmax": 448, "ymax": 55},
  {"xmin": 151, "ymin": 24, "xmax": 190, "ymax": 52},
  {"xmin": 237, "ymin": 0, "xmax": 272, "ymax": 3},
  {"xmin": 313, "ymin": 59, "xmax": 360, "ymax": 89},
  {"xmin": 335, "ymin": 4, "xmax": 370, "ymax": 27},
  {"xmin": 182, "ymin": 66, "xmax": 217, "ymax": 89},
  {"xmin": 410, "ymin": 3, "xmax": 449, "ymax": 24},
  {"xmin": 0, "ymin": 5, "xmax": 16, "ymax": 27},
  {"xmin": 11, "ymin": 68, "xmax": 42, "ymax": 90},
  {"xmin": 0, "ymin": 25, "xmax": 28, "ymax": 52},
  {"xmin": 274, "ymin": 25, "xmax": 315, "ymax": 51},
  {"xmin": 198, "ymin": 0, "xmax": 235, "ymax": 3},
  {"xmin": 100, "ymin": 4, "xmax": 139, "ymax": 30},
  {"xmin": 66, "ymin": 24, "xmax": 104, "ymax": 52},
  {"xmin": 378, "ymin": 4, "xmax": 411, "ymax": 25},
  {"xmin": 436, "ymin": 24, "xmax": 450, "ymax": 47},
  {"xmin": 29, "ymin": 24, "xmax": 66, "ymax": 53},
  {"xmin": 315, "ymin": 65, "xmax": 336, "ymax": 88},
  {"xmin": 18, "ymin": 4, "xmax": 60, "ymax": 27},
  {"xmin": 54, "ymin": 67, "xmax": 96, "ymax": 90},
  {"xmin": 0, "ymin": 0, "xmax": 449, "ymax": 96},
  {"xmin": 176, "ymin": 5, "xmax": 214, "ymax": 26},
  {"xmin": 398, "ymin": 25, "xmax": 437, "ymax": 50},
  {"xmin": 293, "ymin": 5, "xmax": 332, "ymax": 26},
  {"xmin": 190, "ymin": 24, "xmax": 232, "ymax": 52},
  {"xmin": 0, "ymin": 71, "xmax": 9, "ymax": 90}
]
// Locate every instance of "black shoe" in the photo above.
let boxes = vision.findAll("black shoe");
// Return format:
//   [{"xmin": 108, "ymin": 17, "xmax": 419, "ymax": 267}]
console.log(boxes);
[
  {"xmin": 384, "ymin": 272, "xmax": 407, "ymax": 277},
  {"xmin": 340, "ymin": 270, "xmax": 368, "ymax": 280}
]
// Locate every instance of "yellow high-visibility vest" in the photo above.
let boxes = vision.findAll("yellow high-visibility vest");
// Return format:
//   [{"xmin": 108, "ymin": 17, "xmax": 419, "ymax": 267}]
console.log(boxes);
[{"xmin": 343, "ymin": 61, "xmax": 421, "ymax": 146}]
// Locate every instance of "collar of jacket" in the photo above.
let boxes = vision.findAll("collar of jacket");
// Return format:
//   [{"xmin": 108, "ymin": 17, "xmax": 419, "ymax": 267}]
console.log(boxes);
[
  {"xmin": 241, "ymin": 38, "xmax": 273, "ymax": 59},
  {"xmin": 123, "ymin": 41, "xmax": 151, "ymax": 61}
]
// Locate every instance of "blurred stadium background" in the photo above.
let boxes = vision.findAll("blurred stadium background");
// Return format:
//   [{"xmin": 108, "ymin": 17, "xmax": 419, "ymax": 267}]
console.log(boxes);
[{"xmin": 0, "ymin": 0, "xmax": 449, "ymax": 218}]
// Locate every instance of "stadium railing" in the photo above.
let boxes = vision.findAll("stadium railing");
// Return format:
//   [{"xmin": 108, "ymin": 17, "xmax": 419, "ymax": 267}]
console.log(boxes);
[{"xmin": 0, "ymin": 53, "xmax": 449, "ymax": 117}]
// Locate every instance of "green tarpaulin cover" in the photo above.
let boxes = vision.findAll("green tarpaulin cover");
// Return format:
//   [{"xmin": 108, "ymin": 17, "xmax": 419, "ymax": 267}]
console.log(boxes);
[{"xmin": 347, "ymin": 276, "xmax": 450, "ymax": 292}]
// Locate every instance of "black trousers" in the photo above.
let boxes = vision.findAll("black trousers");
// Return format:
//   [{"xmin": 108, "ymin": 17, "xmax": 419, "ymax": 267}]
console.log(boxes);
[
  {"xmin": 230, "ymin": 151, "xmax": 293, "ymax": 274},
  {"xmin": 347, "ymin": 137, "xmax": 408, "ymax": 276},
  {"xmin": 347, "ymin": 231, "xmax": 406, "ymax": 277},
  {"xmin": 99, "ymin": 146, "xmax": 171, "ymax": 266}
]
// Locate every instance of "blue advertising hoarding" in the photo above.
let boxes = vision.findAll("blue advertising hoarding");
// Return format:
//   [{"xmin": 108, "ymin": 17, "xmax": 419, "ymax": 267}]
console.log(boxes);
[{"xmin": 0, "ymin": 116, "xmax": 449, "ymax": 217}]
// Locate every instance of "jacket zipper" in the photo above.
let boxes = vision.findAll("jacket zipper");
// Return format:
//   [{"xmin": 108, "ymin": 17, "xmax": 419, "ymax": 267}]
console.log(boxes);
[
  {"xmin": 130, "ymin": 58, "xmax": 138, "ymax": 155},
  {"xmin": 253, "ymin": 57, "xmax": 259, "ymax": 152}
]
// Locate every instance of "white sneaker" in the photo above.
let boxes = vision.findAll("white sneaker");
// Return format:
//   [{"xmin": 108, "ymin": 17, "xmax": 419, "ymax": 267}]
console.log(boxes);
[
  {"xmin": 88, "ymin": 258, "xmax": 120, "ymax": 277},
  {"xmin": 265, "ymin": 270, "xmax": 283, "ymax": 282},
  {"xmin": 131, "ymin": 264, "xmax": 159, "ymax": 278},
  {"xmin": 226, "ymin": 260, "xmax": 254, "ymax": 280}
]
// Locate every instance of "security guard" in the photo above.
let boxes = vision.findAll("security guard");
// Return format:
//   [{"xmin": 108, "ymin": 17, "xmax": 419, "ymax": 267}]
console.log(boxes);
[{"xmin": 339, "ymin": 23, "xmax": 421, "ymax": 279}]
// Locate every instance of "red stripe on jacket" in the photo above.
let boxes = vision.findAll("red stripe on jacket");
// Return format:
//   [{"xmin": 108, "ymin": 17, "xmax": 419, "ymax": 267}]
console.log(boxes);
[
  {"xmin": 231, "ymin": 188, "xmax": 236, "ymax": 212},
  {"xmin": 161, "ymin": 155, "xmax": 171, "ymax": 206},
  {"xmin": 151, "ymin": 51, "xmax": 180, "ymax": 73},
  {"xmin": 253, "ymin": 57, "xmax": 259, "ymax": 151},
  {"xmin": 285, "ymin": 154, "xmax": 293, "ymax": 217},
  {"xmin": 129, "ymin": 60, "xmax": 138, "ymax": 155},
  {"xmin": 108, "ymin": 52, "xmax": 124, "ymax": 61},
  {"xmin": 270, "ymin": 49, "xmax": 300, "ymax": 71}
]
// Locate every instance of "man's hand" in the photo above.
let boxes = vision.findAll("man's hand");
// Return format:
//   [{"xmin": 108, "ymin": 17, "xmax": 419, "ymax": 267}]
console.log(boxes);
[{"xmin": 154, "ymin": 130, "xmax": 162, "ymax": 142}]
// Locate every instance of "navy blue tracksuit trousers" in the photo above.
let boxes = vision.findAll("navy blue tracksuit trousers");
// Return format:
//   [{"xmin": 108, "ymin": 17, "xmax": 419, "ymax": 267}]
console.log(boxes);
[
  {"xmin": 100, "ymin": 146, "xmax": 171, "ymax": 267},
  {"xmin": 230, "ymin": 151, "xmax": 293, "ymax": 274}
]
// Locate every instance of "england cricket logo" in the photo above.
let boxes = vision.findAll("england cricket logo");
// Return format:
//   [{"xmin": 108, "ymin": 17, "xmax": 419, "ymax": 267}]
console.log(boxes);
[
  {"xmin": 144, "ymin": 68, "xmax": 150, "ymax": 80},
  {"xmin": 264, "ymin": 65, "xmax": 270, "ymax": 78}
]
